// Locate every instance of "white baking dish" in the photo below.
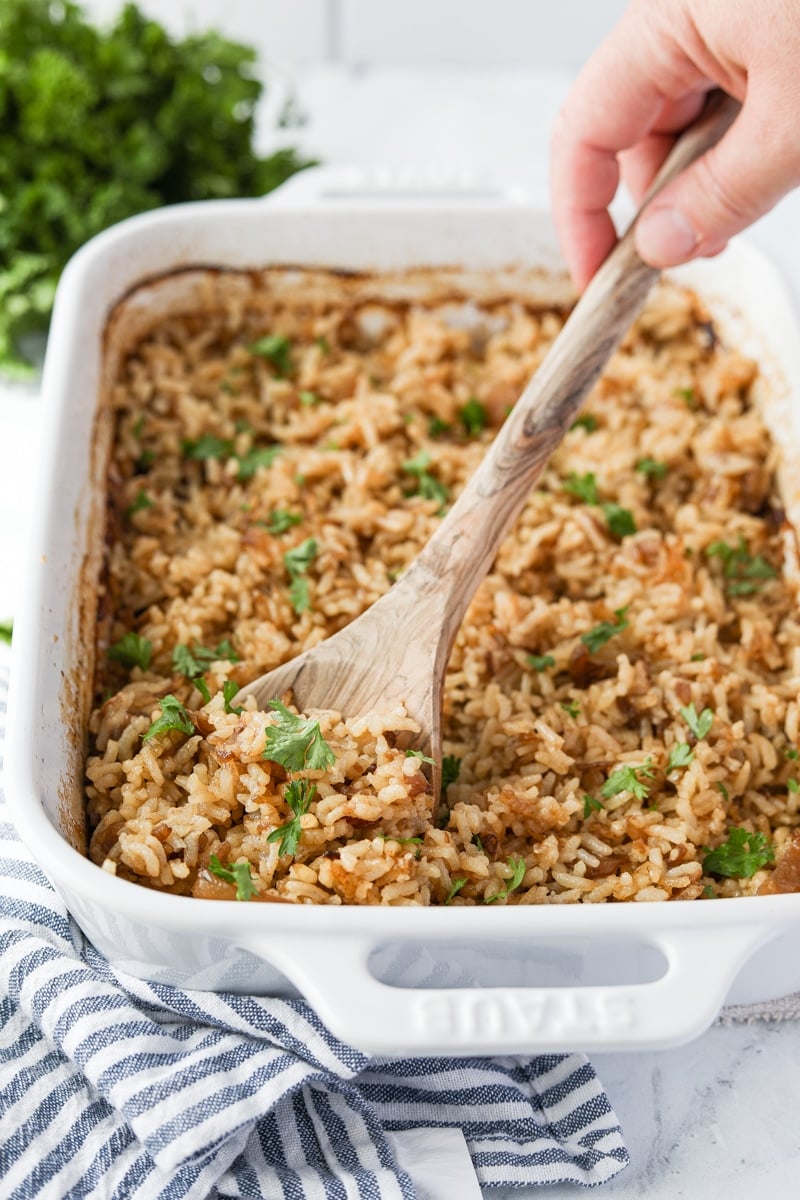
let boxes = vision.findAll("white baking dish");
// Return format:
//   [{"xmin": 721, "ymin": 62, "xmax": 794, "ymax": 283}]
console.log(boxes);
[{"xmin": 6, "ymin": 167, "xmax": 800, "ymax": 1056}]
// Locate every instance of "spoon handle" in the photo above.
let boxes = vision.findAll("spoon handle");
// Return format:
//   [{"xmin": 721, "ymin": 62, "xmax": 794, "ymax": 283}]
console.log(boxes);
[{"xmin": 402, "ymin": 90, "xmax": 741, "ymax": 632}]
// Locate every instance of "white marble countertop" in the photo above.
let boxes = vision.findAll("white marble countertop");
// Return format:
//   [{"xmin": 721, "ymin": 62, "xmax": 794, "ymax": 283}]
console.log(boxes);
[{"xmin": 2, "ymin": 65, "xmax": 800, "ymax": 1196}]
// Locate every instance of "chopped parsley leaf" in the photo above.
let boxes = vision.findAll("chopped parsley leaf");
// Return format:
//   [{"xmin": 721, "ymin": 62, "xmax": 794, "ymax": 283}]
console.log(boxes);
[
  {"xmin": 690, "ymin": 653, "xmax": 705, "ymax": 662},
  {"xmin": 571, "ymin": 414, "xmax": 597, "ymax": 433},
  {"xmin": 266, "ymin": 779, "xmax": 317, "ymax": 856},
  {"xmin": 284, "ymin": 537, "xmax": 318, "ymax": 577},
  {"xmin": 601, "ymin": 759, "xmax": 656, "ymax": 802},
  {"xmin": 787, "ymin": 749, "xmax": 799, "ymax": 761},
  {"xmin": 583, "ymin": 794, "xmax": 603, "ymax": 818},
  {"xmin": 263, "ymin": 699, "xmax": 335, "ymax": 771},
  {"xmin": 442, "ymin": 755, "xmax": 462, "ymax": 789},
  {"xmin": 717, "ymin": 782, "xmax": 729, "ymax": 800},
  {"xmin": 195, "ymin": 677, "xmax": 211, "ymax": 704},
  {"xmin": 405, "ymin": 749, "xmax": 435, "ymax": 765},
  {"xmin": 182, "ymin": 434, "xmax": 233, "ymax": 461},
  {"xmin": 315, "ymin": 336, "xmax": 331, "ymax": 355},
  {"xmin": 635, "ymin": 457, "xmax": 668, "ymax": 480},
  {"xmin": 284, "ymin": 537, "xmax": 318, "ymax": 614},
  {"xmin": 706, "ymin": 536, "xmax": 778, "ymax": 596},
  {"xmin": 222, "ymin": 680, "xmax": 243, "ymax": 715},
  {"xmin": 236, "ymin": 445, "xmax": 281, "ymax": 481},
  {"xmin": 679, "ymin": 702, "xmax": 713, "ymax": 740},
  {"xmin": 581, "ymin": 606, "xmax": 629, "ymax": 653},
  {"xmin": 788, "ymin": 778, "xmax": 799, "ymax": 794},
  {"xmin": 208, "ymin": 854, "xmax": 258, "ymax": 900},
  {"xmin": 602, "ymin": 502, "xmax": 637, "ymax": 539},
  {"xmin": 561, "ymin": 701, "xmax": 580, "ymax": 719},
  {"xmin": 172, "ymin": 640, "xmax": 239, "ymax": 678},
  {"xmin": 702, "ymin": 885, "xmax": 716, "ymax": 898},
  {"xmin": 108, "ymin": 631, "xmax": 152, "ymax": 671},
  {"xmin": 428, "ymin": 416, "xmax": 452, "ymax": 437},
  {"xmin": 675, "ymin": 386, "xmax": 698, "ymax": 409},
  {"xmin": 445, "ymin": 877, "xmax": 468, "ymax": 904},
  {"xmin": 703, "ymin": 827, "xmax": 774, "ymax": 878},
  {"xmin": 0, "ymin": 619, "xmax": 12, "ymax": 645},
  {"xmin": 378, "ymin": 834, "xmax": 424, "ymax": 846},
  {"xmin": 483, "ymin": 855, "xmax": 527, "ymax": 904},
  {"xmin": 299, "ymin": 390, "xmax": 319, "ymax": 406},
  {"xmin": 143, "ymin": 695, "xmax": 193, "ymax": 742},
  {"xmin": 288, "ymin": 577, "xmax": 310, "ymax": 613},
  {"xmin": 402, "ymin": 451, "xmax": 449, "ymax": 512},
  {"xmin": 459, "ymin": 398, "xmax": 487, "ymax": 437},
  {"xmin": 527, "ymin": 653, "xmax": 555, "ymax": 671},
  {"xmin": 125, "ymin": 489, "xmax": 154, "ymax": 518},
  {"xmin": 667, "ymin": 742, "xmax": 694, "ymax": 773},
  {"xmin": 563, "ymin": 471, "xmax": 599, "ymax": 505},
  {"xmin": 265, "ymin": 508, "xmax": 303, "ymax": 536},
  {"xmin": 249, "ymin": 334, "xmax": 292, "ymax": 376}
]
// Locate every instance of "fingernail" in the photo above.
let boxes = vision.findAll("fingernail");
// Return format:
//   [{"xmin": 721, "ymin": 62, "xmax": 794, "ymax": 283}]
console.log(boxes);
[{"xmin": 636, "ymin": 206, "xmax": 699, "ymax": 266}]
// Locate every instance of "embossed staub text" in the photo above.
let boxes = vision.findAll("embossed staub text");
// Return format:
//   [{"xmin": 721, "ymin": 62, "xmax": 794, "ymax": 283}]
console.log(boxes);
[{"xmin": 414, "ymin": 990, "xmax": 636, "ymax": 1040}]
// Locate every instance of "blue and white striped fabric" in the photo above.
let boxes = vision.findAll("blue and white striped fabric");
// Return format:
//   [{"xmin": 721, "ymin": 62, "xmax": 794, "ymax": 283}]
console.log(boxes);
[{"xmin": 0, "ymin": 660, "xmax": 629, "ymax": 1198}]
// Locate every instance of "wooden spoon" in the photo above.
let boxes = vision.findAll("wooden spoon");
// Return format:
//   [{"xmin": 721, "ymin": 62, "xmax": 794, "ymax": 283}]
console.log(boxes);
[{"xmin": 240, "ymin": 91, "xmax": 740, "ymax": 794}]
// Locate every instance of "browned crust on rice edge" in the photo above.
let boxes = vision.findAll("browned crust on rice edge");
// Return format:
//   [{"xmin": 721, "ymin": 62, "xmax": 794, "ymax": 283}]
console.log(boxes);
[{"xmin": 83, "ymin": 265, "xmax": 800, "ymax": 905}]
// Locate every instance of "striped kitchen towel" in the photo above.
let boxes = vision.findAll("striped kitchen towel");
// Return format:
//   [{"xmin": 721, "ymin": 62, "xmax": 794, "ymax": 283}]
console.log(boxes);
[{"xmin": 0, "ymin": 661, "xmax": 628, "ymax": 1199}]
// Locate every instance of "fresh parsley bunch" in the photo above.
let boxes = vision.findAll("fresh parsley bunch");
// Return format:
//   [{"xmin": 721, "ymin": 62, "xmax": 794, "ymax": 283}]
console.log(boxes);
[{"xmin": 0, "ymin": 0, "xmax": 314, "ymax": 374}]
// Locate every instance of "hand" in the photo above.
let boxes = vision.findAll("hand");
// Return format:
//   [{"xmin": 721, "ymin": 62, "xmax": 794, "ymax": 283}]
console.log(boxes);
[{"xmin": 550, "ymin": 0, "xmax": 800, "ymax": 289}]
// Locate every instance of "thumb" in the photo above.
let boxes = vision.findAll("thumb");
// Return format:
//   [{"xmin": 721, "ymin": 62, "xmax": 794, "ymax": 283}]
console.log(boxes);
[{"xmin": 635, "ymin": 88, "xmax": 800, "ymax": 267}]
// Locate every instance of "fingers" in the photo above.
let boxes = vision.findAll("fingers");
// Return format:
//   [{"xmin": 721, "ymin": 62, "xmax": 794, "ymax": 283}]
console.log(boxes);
[
  {"xmin": 635, "ymin": 82, "xmax": 800, "ymax": 266},
  {"xmin": 550, "ymin": 8, "xmax": 708, "ymax": 289}
]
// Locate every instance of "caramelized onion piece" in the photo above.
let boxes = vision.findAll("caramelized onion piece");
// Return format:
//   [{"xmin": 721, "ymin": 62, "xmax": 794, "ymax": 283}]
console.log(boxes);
[{"xmin": 758, "ymin": 829, "xmax": 800, "ymax": 895}]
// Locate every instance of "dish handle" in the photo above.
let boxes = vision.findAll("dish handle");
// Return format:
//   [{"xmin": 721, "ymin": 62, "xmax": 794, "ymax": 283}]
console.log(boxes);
[
  {"xmin": 261, "ymin": 164, "xmax": 535, "ymax": 208},
  {"xmin": 239, "ymin": 923, "xmax": 770, "ymax": 1055}
]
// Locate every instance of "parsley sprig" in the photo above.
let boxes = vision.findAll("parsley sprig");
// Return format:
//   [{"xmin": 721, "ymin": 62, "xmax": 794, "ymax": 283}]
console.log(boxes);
[
  {"xmin": 208, "ymin": 854, "xmax": 258, "ymax": 900},
  {"xmin": 442, "ymin": 755, "xmax": 462, "ymax": 790},
  {"xmin": 143, "ymin": 695, "xmax": 193, "ymax": 742},
  {"xmin": 266, "ymin": 779, "xmax": 317, "ymax": 857},
  {"xmin": 602, "ymin": 502, "xmax": 637, "ymax": 539},
  {"xmin": 108, "ymin": 631, "xmax": 152, "ymax": 671},
  {"xmin": 172, "ymin": 639, "xmax": 239, "ymax": 679},
  {"xmin": 483, "ymin": 855, "xmax": 527, "ymax": 904},
  {"xmin": 527, "ymin": 653, "xmax": 555, "ymax": 671},
  {"xmin": 562, "ymin": 473, "xmax": 636, "ymax": 537},
  {"xmin": 706, "ymin": 537, "xmax": 778, "ymax": 596},
  {"xmin": 445, "ymin": 877, "xmax": 468, "ymax": 904},
  {"xmin": 459, "ymin": 398, "xmax": 487, "ymax": 437},
  {"xmin": 263, "ymin": 699, "xmax": 335, "ymax": 772},
  {"xmin": 703, "ymin": 828, "xmax": 775, "ymax": 878},
  {"xmin": 666, "ymin": 742, "xmax": 694, "ymax": 773},
  {"xmin": 265, "ymin": 508, "xmax": 303, "ymax": 536},
  {"xmin": 563, "ymin": 471, "xmax": 599, "ymax": 505},
  {"xmin": 283, "ymin": 537, "xmax": 318, "ymax": 614},
  {"xmin": 402, "ymin": 451, "xmax": 449, "ymax": 513},
  {"xmin": 581, "ymin": 606, "xmax": 629, "ymax": 654},
  {"xmin": 601, "ymin": 759, "xmax": 656, "ymax": 802},
  {"xmin": 635, "ymin": 457, "xmax": 668, "ymax": 480},
  {"xmin": 0, "ymin": 0, "xmax": 313, "ymax": 375},
  {"xmin": 583, "ymin": 794, "xmax": 603, "ymax": 818},
  {"xmin": 680, "ymin": 703, "xmax": 713, "ymax": 740},
  {"xmin": 248, "ymin": 334, "xmax": 292, "ymax": 376}
]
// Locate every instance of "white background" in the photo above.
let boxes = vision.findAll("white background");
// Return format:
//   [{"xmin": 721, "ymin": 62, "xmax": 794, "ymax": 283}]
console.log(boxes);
[{"xmin": 3, "ymin": 2, "xmax": 800, "ymax": 1196}]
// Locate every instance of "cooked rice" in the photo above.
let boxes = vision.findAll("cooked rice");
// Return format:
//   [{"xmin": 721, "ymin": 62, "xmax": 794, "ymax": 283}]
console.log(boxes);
[{"xmin": 85, "ymin": 267, "xmax": 800, "ymax": 905}]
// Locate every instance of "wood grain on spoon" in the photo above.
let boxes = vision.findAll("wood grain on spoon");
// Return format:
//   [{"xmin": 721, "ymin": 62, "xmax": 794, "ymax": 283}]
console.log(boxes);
[{"xmin": 239, "ymin": 92, "xmax": 741, "ymax": 797}]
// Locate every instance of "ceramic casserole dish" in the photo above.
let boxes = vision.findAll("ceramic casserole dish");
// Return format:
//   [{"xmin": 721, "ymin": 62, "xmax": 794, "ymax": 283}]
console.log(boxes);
[{"xmin": 6, "ymin": 167, "xmax": 800, "ymax": 1056}]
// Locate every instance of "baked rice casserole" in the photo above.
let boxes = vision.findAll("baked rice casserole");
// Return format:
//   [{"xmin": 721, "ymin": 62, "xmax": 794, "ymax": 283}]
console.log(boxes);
[{"xmin": 85, "ymin": 267, "xmax": 800, "ymax": 905}]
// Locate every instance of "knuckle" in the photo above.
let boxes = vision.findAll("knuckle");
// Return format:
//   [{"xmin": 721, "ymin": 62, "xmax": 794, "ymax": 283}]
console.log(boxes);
[{"xmin": 692, "ymin": 153, "xmax": 760, "ymax": 231}]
